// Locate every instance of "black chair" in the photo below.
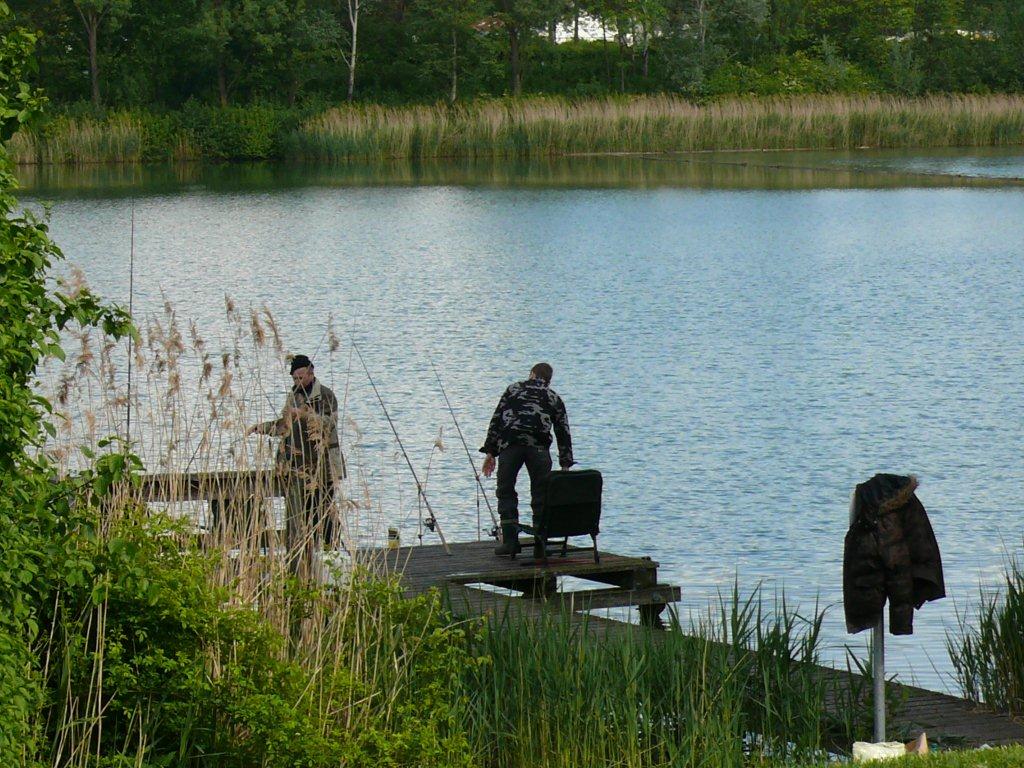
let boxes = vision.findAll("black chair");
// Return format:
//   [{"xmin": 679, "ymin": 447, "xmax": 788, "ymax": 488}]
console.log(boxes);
[{"xmin": 517, "ymin": 469, "xmax": 602, "ymax": 564}]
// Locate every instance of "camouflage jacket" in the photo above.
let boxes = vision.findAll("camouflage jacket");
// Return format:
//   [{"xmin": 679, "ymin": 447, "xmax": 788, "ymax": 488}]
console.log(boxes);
[
  {"xmin": 480, "ymin": 378, "xmax": 574, "ymax": 467},
  {"xmin": 256, "ymin": 379, "xmax": 345, "ymax": 479}
]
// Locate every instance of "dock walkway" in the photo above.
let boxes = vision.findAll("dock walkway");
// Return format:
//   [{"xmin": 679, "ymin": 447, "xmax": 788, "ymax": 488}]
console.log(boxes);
[{"xmin": 372, "ymin": 539, "xmax": 1024, "ymax": 749}]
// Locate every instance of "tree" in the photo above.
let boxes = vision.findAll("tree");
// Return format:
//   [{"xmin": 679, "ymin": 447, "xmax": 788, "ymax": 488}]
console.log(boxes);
[
  {"xmin": 490, "ymin": 0, "xmax": 551, "ymax": 94},
  {"xmin": 805, "ymin": 0, "xmax": 913, "ymax": 68},
  {"xmin": 412, "ymin": 0, "xmax": 486, "ymax": 101},
  {"xmin": 71, "ymin": 0, "xmax": 132, "ymax": 106},
  {"xmin": 194, "ymin": 0, "xmax": 289, "ymax": 106},
  {"xmin": 336, "ymin": 0, "xmax": 373, "ymax": 100},
  {"xmin": 278, "ymin": 1, "xmax": 342, "ymax": 104}
]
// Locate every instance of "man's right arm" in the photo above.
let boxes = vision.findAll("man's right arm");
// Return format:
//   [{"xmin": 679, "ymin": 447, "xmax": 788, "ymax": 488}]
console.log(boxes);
[{"xmin": 551, "ymin": 395, "xmax": 574, "ymax": 469}]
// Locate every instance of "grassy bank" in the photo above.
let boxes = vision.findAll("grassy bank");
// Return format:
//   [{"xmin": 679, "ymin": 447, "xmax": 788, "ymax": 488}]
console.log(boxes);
[{"xmin": 8, "ymin": 94, "xmax": 1024, "ymax": 166}]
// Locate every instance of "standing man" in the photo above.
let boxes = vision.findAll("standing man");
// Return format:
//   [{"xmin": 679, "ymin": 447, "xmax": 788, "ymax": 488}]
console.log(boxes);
[
  {"xmin": 481, "ymin": 362, "xmax": 574, "ymax": 556},
  {"xmin": 248, "ymin": 354, "xmax": 345, "ymax": 570}
]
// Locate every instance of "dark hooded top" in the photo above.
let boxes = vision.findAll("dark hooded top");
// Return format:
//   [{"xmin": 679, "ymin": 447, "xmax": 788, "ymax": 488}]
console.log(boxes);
[{"xmin": 843, "ymin": 474, "xmax": 945, "ymax": 636}]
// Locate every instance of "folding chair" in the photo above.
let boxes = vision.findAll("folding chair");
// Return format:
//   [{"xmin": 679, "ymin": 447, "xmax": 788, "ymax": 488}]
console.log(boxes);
[{"xmin": 518, "ymin": 469, "xmax": 602, "ymax": 564}]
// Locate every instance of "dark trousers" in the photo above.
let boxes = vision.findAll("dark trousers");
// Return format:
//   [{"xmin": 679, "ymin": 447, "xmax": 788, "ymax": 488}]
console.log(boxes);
[
  {"xmin": 284, "ymin": 471, "xmax": 337, "ymax": 575},
  {"xmin": 496, "ymin": 444, "xmax": 552, "ymax": 524}
]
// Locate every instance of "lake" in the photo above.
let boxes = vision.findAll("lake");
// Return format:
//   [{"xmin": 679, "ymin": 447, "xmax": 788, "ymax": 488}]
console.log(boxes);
[{"xmin": 21, "ymin": 148, "xmax": 1024, "ymax": 694}]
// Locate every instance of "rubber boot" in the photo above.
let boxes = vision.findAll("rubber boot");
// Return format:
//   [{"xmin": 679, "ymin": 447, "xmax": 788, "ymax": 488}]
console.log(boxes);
[{"xmin": 494, "ymin": 521, "xmax": 521, "ymax": 556}]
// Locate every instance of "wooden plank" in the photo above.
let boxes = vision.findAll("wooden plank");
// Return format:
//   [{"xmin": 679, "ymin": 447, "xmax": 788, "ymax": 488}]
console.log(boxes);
[
  {"xmin": 552, "ymin": 584, "xmax": 680, "ymax": 611},
  {"xmin": 140, "ymin": 469, "xmax": 285, "ymax": 502},
  {"xmin": 367, "ymin": 539, "xmax": 660, "ymax": 595}
]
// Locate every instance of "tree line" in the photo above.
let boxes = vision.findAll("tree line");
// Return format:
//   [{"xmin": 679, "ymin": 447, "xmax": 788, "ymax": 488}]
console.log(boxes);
[{"xmin": 6, "ymin": 0, "xmax": 1024, "ymax": 110}]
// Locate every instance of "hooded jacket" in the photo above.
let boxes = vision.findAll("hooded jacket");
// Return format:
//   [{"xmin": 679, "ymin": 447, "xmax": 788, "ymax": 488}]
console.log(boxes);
[{"xmin": 843, "ymin": 474, "xmax": 945, "ymax": 635}]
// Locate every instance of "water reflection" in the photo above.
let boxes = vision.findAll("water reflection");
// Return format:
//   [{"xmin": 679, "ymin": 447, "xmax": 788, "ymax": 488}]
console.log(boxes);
[{"xmin": 16, "ymin": 148, "xmax": 1024, "ymax": 199}]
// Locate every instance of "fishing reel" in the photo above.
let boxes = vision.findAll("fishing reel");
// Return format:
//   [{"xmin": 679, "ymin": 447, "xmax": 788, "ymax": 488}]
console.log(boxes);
[{"xmin": 424, "ymin": 514, "xmax": 437, "ymax": 533}]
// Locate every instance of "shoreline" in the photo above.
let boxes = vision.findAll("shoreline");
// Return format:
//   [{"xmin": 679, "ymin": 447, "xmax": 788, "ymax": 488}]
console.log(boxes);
[{"xmin": 8, "ymin": 94, "xmax": 1024, "ymax": 167}]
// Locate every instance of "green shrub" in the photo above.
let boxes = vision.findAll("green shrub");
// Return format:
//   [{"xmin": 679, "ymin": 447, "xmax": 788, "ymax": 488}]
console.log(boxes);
[
  {"xmin": 41, "ymin": 501, "xmax": 478, "ymax": 767},
  {"xmin": 178, "ymin": 102, "xmax": 304, "ymax": 160},
  {"xmin": 707, "ymin": 53, "xmax": 878, "ymax": 96}
]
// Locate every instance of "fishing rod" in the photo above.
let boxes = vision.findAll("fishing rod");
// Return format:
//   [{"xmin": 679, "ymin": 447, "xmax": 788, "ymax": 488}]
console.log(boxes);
[
  {"xmin": 125, "ymin": 200, "xmax": 136, "ymax": 446},
  {"xmin": 430, "ymin": 360, "xmax": 499, "ymax": 541},
  {"xmin": 351, "ymin": 339, "xmax": 451, "ymax": 555}
]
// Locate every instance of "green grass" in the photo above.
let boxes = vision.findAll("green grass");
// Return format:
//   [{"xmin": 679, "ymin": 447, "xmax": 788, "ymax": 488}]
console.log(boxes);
[{"xmin": 800, "ymin": 746, "xmax": 1024, "ymax": 767}]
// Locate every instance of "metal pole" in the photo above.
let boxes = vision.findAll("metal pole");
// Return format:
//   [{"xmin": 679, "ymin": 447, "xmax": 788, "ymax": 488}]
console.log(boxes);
[
  {"xmin": 873, "ymin": 617, "xmax": 886, "ymax": 742},
  {"xmin": 850, "ymin": 490, "xmax": 886, "ymax": 743}
]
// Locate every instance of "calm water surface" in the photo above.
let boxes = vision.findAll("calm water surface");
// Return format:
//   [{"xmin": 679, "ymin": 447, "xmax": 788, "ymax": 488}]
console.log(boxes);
[{"xmin": 24, "ymin": 151, "xmax": 1024, "ymax": 693}]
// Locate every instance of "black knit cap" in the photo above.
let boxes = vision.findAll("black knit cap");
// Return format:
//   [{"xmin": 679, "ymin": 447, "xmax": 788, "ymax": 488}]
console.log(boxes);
[{"xmin": 289, "ymin": 354, "xmax": 313, "ymax": 374}]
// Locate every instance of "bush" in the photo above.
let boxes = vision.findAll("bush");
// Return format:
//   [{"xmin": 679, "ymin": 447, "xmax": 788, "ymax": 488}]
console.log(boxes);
[
  {"xmin": 40, "ymin": 500, "xmax": 478, "ymax": 767},
  {"xmin": 177, "ymin": 102, "xmax": 304, "ymax": 160},
  {"xmin": 707, "ymin": 53, "xmax": 878, "ymax": 97}
]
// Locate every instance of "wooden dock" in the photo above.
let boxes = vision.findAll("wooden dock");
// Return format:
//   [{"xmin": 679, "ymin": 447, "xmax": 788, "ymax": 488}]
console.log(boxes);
[{"xmin": 370, "ymin": 538, "xmax": 1024, "ymax": 749}]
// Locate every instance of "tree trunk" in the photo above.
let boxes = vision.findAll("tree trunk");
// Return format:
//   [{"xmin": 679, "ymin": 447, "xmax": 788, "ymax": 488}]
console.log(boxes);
[
  {"xmin": 602, "ymin": 18, "xmax": 610, "ymax": 85},
  {"xmin": 618, "ymin": 29, "xmax": 626, "ymax": 92},
  {"xmin": 87, "ymin": 15, "xmax": 101, "ymax": 107},
  {"xmin": 347, "ymin": 0, "xmax": 359, "ymax": 101},
  {"xmin": 509, "ymin": 26, "xmax": 521, "ymax": 95},
  {"xmin": 450, "ymin": 29, "xmax": 458, "ymax": 103},
  {"xmin": 217, "ymin": 61, "xmax": 229, "ymax": 106},
  {"xmin": 696, "ymin": 0, "xmax": 708, "ymax": 68},
  {"xmin": 74, "ymin": 3, "xmax": 104, "ymax": 108},
  {"xmin": 574, "ymin": 4, "xmax": 579, "ymax": 41},
  {"xmin": 548, "ymin": 18, "xmax": 557, "ymax": 43}
]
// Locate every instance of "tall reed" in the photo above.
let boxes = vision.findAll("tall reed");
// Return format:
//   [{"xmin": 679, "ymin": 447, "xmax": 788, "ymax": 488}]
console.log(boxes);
[
  {"xmin": 289, "ymin": 94, "xmax": 1024, "ymax": 162},
  {"xmin": 948, "ymin": 548, "xmax": 1024, "ymax": 714},
  {"xmin": 459, "ymin": 585, "xmax": 840, "ymax": 767}
]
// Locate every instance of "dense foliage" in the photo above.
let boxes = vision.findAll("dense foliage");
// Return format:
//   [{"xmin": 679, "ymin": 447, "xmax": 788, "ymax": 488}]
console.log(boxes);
[
  {"xmin": 1, "ymin": 3, "xmax": 131, "ymax": 759},
  {"xmin": 3, "ymin": 0, "xmax": 1024, "ymax": 111}
]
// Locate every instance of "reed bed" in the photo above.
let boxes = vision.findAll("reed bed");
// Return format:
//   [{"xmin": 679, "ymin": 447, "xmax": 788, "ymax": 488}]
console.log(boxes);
[
  {"xmin": 289, "ymin": 94, "xmax": 1024, "ymax": 162},
  {"xmin": 11, "ymin": 112, "xmax": 149, "ymax": 165},
  {"xmin": 948, "ymin": 548, "xmax": 1024, "ymax": 715},
  {"xmin": 8, "ymin": 94, "xmax": 1024, "ymax": 167}
]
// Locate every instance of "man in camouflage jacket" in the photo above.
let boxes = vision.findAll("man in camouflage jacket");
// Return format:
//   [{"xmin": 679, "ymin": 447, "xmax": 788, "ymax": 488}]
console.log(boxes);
[
  {"xmin": 249, "ymin": 354, "xmax": 345, "ymax": 569},
  {"xmin": 481, "ymin": 362, "xmax": 574, "ymax": 556}
]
